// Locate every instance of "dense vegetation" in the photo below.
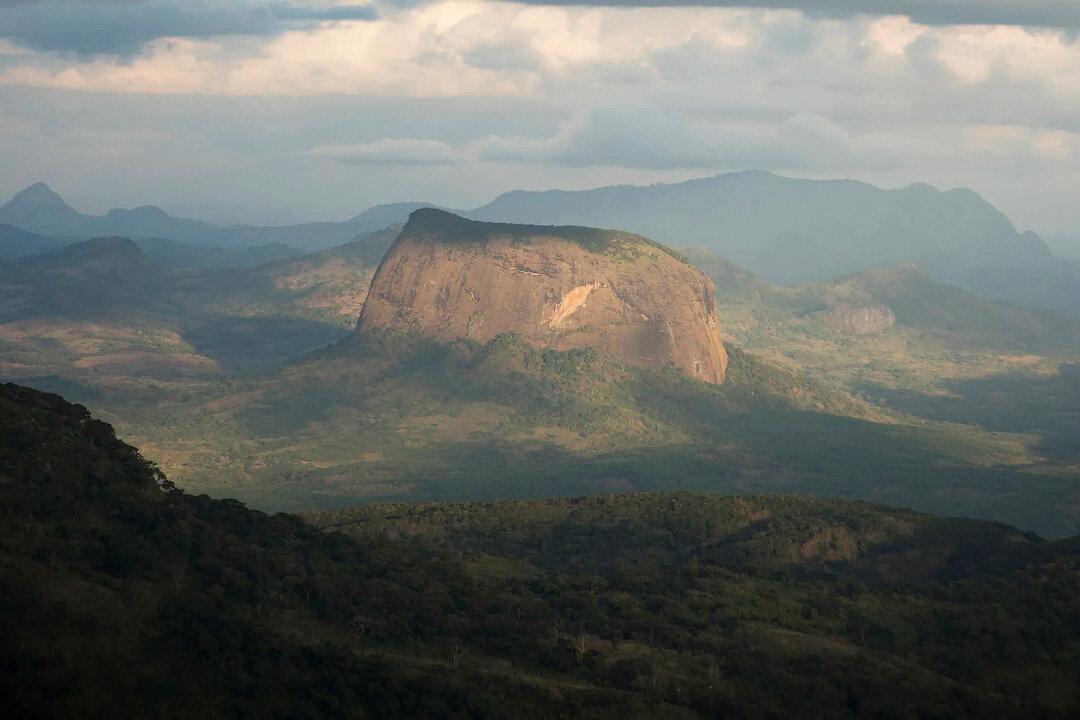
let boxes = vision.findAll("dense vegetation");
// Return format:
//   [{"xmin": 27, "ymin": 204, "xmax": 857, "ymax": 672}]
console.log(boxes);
[
  {"xmin": 3, "ymin": 228, "xmax": 1078, "ymax": 539},
  {"xmin": 107, "ymin": 328, "xmax": 1079, "ymax": 537},
  {"xmin": 0, "ymin": 228, "xmax": 392, "ymax": 378},
  {"xmin": 1, "ymin": 383, "xmax": 1078, "ymax": 718},
  {"xmin": 689, "ymin": 251, "xmax": 1080, "ymax": 482},
  {"xmin": 403, "ymin": 207, "xmax": 684, "ymax": 262}
]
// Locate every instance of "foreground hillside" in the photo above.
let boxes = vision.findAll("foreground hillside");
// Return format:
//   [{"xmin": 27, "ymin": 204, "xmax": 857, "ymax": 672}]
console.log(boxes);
[{"xmin": 1, "ymin": 383, "xmax": 1078, "ymax": 718}]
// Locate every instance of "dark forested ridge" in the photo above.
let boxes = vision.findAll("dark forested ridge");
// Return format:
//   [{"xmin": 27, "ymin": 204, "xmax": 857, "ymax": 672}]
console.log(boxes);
[{"xmin": 2, "ymin": 382, "xmax": 1079, "ymax": 718}]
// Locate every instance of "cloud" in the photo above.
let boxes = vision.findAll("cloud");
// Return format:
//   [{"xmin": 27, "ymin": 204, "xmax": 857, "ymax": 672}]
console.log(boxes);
[
  {"xmin": 965, "ymin": 124, "xmax": 1080, "ymax": 163},
  {"xmin": 497, "ymin": 1, "xmax": 1080, "ymax": 30},
  {"xmin": 310, "ymin": 137, "xmax": 467, "ymax": 164},
  {"xmin": 3, "ymin": 1, "xmax": 1080, "ymax": 236},
  {"xmin": 312, "ymin": 107, "xmax": 916, "ymax": 172},
  {"xmin": 0, "ymin": 1, "xmax": 377, "ymax": 57}
]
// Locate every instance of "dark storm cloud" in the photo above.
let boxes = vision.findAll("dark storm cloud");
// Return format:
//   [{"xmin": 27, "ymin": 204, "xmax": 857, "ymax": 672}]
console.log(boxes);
[
  {"xmin": 498, "ymin": 0, "xmax": 1080, "ymax": 29},
  {"xmin": 0, "ymin": 1, "xmax": 378, "ymax": 57}
]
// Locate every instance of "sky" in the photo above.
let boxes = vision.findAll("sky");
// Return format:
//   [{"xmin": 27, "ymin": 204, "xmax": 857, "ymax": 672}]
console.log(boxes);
[{"xmin": 0, "ymin": 0, "xmax": 1078, "ymax": 242}]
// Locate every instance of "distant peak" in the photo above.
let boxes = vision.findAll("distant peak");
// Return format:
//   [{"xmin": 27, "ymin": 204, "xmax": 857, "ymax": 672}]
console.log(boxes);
[
  {"xmin": 345, "ymin": 201, "xmax": 439, "ymax": 226},
  {"xmin": 105, "ymin": 205, "xmax": 170, "ymax": 219},
  {"xmin": 3, "ymin": 182, "xmax": 74, "ymax": 211},
  {"xmin": 62, "ymin": 236, "xmax": 144, "ymax": 258}
]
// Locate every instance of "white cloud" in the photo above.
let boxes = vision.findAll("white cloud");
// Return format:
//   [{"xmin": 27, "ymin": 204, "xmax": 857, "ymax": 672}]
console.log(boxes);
[
  {"xmin": 2, "ymin": 1, "xmax": 1080, "ymax": 233},
  {"xmin": 965, "ymin": 124, "xmax": 1080, "ymax": 163},
  {"xmin": 313, "ymin": 107, "xmax": 922, "ymax": 172}
]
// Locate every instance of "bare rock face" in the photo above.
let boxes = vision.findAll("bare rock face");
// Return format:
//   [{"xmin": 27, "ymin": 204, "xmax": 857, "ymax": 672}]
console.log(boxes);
[
  {"xmin": 819, "ymin": 304, "xmax": 897, "ymax": 335},
  {"xmin": 358, "ymin": 209, "xmax": 728, "ymax": 383}
]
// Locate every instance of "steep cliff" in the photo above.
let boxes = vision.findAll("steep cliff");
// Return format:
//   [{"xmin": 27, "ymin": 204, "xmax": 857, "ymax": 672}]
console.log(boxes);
[{"xmin": 358, "ymin": 209, "xmax": 728, "ymax": 383}]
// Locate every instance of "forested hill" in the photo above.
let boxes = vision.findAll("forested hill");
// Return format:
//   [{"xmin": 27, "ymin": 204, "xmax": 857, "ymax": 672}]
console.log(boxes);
[{"xmin": 2, "ymin": 382, "xmax": 1079, "ymax": 718}]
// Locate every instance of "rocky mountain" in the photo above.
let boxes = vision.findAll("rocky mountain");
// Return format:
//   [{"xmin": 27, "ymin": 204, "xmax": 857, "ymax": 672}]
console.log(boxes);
[
  {"xmin": 360, "ymin": 209, "xmax": 728, "ymax": 383},
  {"xmin": 2, "ymin": 381, "xmax": 1079, "ymax": 718},
  {"xmin": 468, "ymin": 171, "xmax": 1063, "ymax": 300},
  {"xmin": 0, "ymin": 182, "xmax": 433, "ymax": 252}
]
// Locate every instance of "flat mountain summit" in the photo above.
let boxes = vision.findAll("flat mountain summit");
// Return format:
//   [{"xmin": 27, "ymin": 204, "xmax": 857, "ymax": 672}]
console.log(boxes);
[{"xmin": 359, "ymin": 209, "xmax": 729, "ymax": 383}]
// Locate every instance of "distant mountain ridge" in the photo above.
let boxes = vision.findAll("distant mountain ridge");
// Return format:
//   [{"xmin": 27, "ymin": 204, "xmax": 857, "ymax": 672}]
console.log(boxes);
[
  {"xmin": 0, "ymin": 222, "xmax": 69, "ymax": 259},
  {"xmin": 3, "ymin": 174, "xmax": 1076, "ymax": 311},
  {"xmin": 469, "ymin": 171, "xmax": 1055, "ymax": 288},
  {"xmin": 0, "ymin": 183, "xmax": 438, "ymax": 252}
]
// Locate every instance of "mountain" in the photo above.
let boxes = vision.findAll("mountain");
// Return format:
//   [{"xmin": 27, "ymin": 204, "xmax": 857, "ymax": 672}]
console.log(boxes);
[
  {"xmin": 0, "ymin": 182, "xmax": 84, "ymax": 233},
  {"xmin": 0, "ymin": 183, "xmax": 220, "ymax": 242},
  {"xmin": 468, "ymin": 171, "xmax": 1066, "ymax": 302},
  {"xmin": 5, "ymin": 179, "xmax": 1072, "ymax": 311},
  {"xmin": 2, "ymin": 222, "xmax": 1076, "ymax": 535},
  {"xmin": 131, "ymin": 236, "xmax": 303, "ymax": 269},
  {"xmin": 0, "ymin": 223, "xmax": 68, "ymax": 259},
  {"xmin": 345, "ymin": 201, "xmax": 440, "ymax": 234},
  {"xmin": 688, "ymin": 253, "xmax": 1080, "ymax": 482},
  {"xmin": 699, "ymin": 258, "xmax": 1080, "ymax": 352},
  {"xmin": 2, "ymin": 236, "xmax": 169, "ymax": 318},
  {"xmin": 0, "ymin": 183, "xmax": 433, "ymax": 252},
  {"xmin": 2, "ymin": 381, "xmax": 1079, "ymax": 718},
  {"xmin": 360, "ymin": 209, "xmax": 728, "ymax": 383},
  {"xmin": 692, "ymin": 255, "xmax": 1080, "ymax": 380},
  {"xmin": 0, "ymin": 228, "xmax": 391, "ymax": 381}
]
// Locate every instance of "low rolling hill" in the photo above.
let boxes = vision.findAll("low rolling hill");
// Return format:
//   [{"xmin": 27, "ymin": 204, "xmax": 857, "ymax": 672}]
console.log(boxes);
[
  {"xmin": 110, "ymin": 329, "xmax": 1077, "ymax": 536},
  {"xmin": 0, "ymin": 227, "xmax": 396, "ymax": 385},
  {"xmin": 691, "ymin": 252, "xmax": 1080, "ymax": 473}
]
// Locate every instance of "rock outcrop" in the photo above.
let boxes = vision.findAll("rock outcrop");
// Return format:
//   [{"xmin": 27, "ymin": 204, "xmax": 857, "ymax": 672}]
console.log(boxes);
[
  {"xmin": 819, "ymin": 304, "xmax": 897, "ymax": 335},
  {"xmin": 358, "ymin": 209, "xmax": 728, "ymax": 383}
]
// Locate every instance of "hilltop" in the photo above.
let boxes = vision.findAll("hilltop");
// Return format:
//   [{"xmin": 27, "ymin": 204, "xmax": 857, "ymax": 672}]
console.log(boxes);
[
  {"xmin": 691, "ymin": 252, "xmax": 1080, "ymax": 408},
  {"xmin": 360, "ymin": 209, "xmax": 728, "ymax": 383},
  {"xmin": 0, "ymin": 228, "xmax": 392, "ymax": 381}
]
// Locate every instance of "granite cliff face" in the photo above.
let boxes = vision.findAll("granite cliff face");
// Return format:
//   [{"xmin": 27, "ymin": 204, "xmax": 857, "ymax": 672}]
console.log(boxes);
[{"xmin": 358, "ymin": 209, "xmax": 728, "ymax": 383}]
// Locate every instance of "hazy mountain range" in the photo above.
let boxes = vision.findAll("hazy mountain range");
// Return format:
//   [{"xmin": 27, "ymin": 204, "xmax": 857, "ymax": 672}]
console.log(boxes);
[
  {"xmin": 0, "ymin": 182, "xmax": 432, "ymax": 253},
  {"xmin": 4, "ymin": 172, "xmax": 1077, "ymax": 313}
]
